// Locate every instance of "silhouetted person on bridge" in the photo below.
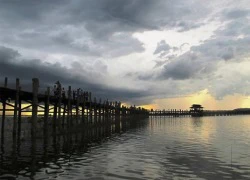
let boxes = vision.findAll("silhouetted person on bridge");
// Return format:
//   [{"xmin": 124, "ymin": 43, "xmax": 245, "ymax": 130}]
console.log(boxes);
[
  {"xmin": 53, "ymin": 81, "xmax": 61, "ymax": 98},
  {"xmin": 62, "ymin": 88, "xmax": 66, "ymax": 99},
  {"xmin": 73, "ymin": 90, "xmax": 76, "ymax": 101}
]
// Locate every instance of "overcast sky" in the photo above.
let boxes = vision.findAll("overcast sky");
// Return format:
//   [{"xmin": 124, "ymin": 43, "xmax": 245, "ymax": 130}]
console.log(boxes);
[{"xmin": 1, "ymin": 0, "xmax": 250, "ymax": 109}]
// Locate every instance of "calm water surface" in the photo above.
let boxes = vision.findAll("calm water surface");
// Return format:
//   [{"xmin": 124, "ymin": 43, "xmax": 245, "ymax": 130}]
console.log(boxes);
[{"xmin": 1, "ymin": 116, "xmax": 250, "ymax": 179}]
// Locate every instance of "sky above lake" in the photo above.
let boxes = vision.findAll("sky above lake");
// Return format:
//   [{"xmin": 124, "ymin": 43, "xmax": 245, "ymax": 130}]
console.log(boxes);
[{"xmin": 0, "ymin": 0, "xmax": 250, "ymax": 110}]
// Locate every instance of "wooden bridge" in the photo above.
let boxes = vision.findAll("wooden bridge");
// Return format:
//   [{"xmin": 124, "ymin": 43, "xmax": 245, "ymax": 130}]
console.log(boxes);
[
  {"xmin": 149, "ymin": 109, "xmax": 190, "ymax": 117},
  {"xmin": 0, "ymin": 77, "xmax": 149, "ymax": 145},
  {"xmin": 150, "ymin": 109, "xmax": 250, "ymax": 117},
  {"xmin": 2, "ymin": 77, "xmax": 250, "ymax": 178},
  {"xmin": 1, "ymin": 77, "xmax": 250, "ymax": 145}
]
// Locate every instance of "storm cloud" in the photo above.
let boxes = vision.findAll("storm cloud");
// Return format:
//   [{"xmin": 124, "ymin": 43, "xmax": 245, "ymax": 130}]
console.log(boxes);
[
  {"xmin": 0, "ymin": 46, "xmax": 150, "ymax": 103},
  {"xmin": 0, "ymin": 0, "xmax": 250, "ymax": 106}
]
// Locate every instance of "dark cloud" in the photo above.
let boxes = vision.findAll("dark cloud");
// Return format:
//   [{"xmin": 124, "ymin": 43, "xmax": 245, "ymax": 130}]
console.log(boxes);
[
  {"xmin": 220, "ymin": 47, "xmax": 234, "ymax": 60},
  {"xmin": 0, "ymin": 46, "xmax": 149, "ymax": 103},
  {"xmin": 0, "ymin": 0, "xmax": 208, "ymax": 30},
  {"xmin": 0, "ymin": 0, "xmax": 60, "ymax": 24},
  {"xmin": 0, "ymin": 1, "xmax": 148, "ymax": 57},
  {"xmin": 154, "ymin": 40, "xmax": 171, "ymax": 55},
  {"xmin": 1, "ymin": 0, "xmax": 250, "ymax": 105},
  {"xmin": 225, "ymin": 9, "xmax": 250, "ymax": 19},
  {"xmin": 156, "ymin": 31, "xmax": 250, "ymax": 81},
  {"xmin": 150, "ymin": 6, "xmax": 250, "ymax": 98},
  {"xmin": 158, "ymin": 52, "xmax": 215, "ymax": 80},
  {"xmin": 0, "ymin": 46, "xmax": 19, "ymax": 62},
  {"xmin": 0, "ymin": 0, "xmax": 210, "ymax": 58},
  {"xmin": 154, "ymin": 59, "xmax": 170, "ymax": 69}
]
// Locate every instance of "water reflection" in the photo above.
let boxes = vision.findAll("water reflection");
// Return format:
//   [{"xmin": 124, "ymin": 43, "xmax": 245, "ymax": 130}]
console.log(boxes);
[
  {"xmin": 0, "ymin": 116, "xmax": 148, "ymax": 179},
  {"xmin": 191, "ymin": 117, "xmax": 203, "ymax": 128},
  {"xmin": 1, "ymin": 116, "xmax": 250, "ymax": 179}
]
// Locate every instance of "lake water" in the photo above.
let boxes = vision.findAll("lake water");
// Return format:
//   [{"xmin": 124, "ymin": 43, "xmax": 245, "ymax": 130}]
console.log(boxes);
[{"xmin": 1, "ymin": 115, "xmax": 250, "ymax": 179}]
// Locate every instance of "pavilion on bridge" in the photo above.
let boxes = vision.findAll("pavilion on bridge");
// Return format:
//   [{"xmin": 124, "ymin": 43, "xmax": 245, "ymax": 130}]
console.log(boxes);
[{"xmin": 190, "ymin": 104, "xmax": 204, "ymax": 117}]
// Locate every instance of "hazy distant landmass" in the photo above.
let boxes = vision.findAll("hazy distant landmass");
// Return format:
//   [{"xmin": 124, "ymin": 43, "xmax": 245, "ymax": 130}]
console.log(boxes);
[{"xmin": 233, "ymin": 108, "xmax": 250, "ymax": 111}]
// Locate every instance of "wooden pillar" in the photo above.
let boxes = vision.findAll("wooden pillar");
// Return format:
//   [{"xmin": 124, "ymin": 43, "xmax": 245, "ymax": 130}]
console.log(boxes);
[
  {"xmin": 57, "ymin": 83, "xmax": 62, "ymax": 131},
  {"xmin": 1, "ymin": 78, "xmax": 8, "ymax": 144},
  {"xmin": 124, "ymin": 105, "xmax": 127, "ymax": 116},
  {"xmin": 108, "ymin": 101, "xmax": 111, "ymax": 118},
  {"xmin": 31, "ymin": 79, "xmax": 38, "ymax": 178},
  {"xmin": 102, "ymin": 101, "xmax": 105, "ymax": 125},
  {"xmin": 82, "ymin": 92, "xmax": 85, "ymax": 124},
  {"xmin": 89, "ymin": 92, "xmax": 92, "ymax": 124},
  {"xmin": 1, "ymin": 100, "xmax": 6, "ymax": 144},
  {"xmin": 99, "ymin": 98, "xmax": 102, "ymax": 125},
  {"xmin": 115, "ymin": 102, "xmax": 121, "ymax": 133},
  {"xmin": 17, "ymin": 86, "xmax": 22, "ymax": 140},
  {"xmin": 121, "ymin": 105, "xmax": 124, "ymax": 116},
  {"xmin": 4, "ymin": 77, "xmax": 8, "ymax": 88},
  {"xmin": 103, "ymin": 101, "xmax": 107, "ymax": 123},
  {"xmin": 31, "ymin": 78, "xmax": 39, "ymax": 138},
  {"xmin": 118, "ymin": 102, "xmax": 121, "ymax": 117},
  {"xmin": 108, "ymin": 101, "xmax": 112, "ymax": 135},
  {"xmin": 62, "ymin": 103, "xmax": 66, "ymax": 129},
  {"xmin": 13, "ymin": 78, "xmax": 20, "ymax": 139},
  {"xmin": 106, "ymin": 100, "xmax": 109, "ymax": 120},
  {"xmin": 44, "ymin": 87, "xmax": 50, "ymax": 139},
  {"xmin": 76, "ymin": 89, "xmax": 80, "ymax": 124},
  {"xmin": 104, "ymin": 100, "xmax": 108, "ymax": 135},
  {"xmin": 67, "ymin": 86, "xmax": 71, "ymax": 128},
  {"xmin": 53, "ymin": 101, "xmax": 57, "ymax": 133},
  {"xmin": 110, "ymin": 102, "xmax": 113, "ymax": 118},
  {"xmin": 30, "ymin": 126, "xmax": 37, "ymax": 178},
  {"xmin": 85, "ymin": 92, "xmax": 89, "ymax": 125},
  {"xmin": 94, "ymin": 97, "xmax": 97, "ymax": 125}
]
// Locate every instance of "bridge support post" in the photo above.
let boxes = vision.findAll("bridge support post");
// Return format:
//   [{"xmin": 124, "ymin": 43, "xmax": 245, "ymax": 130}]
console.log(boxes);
[
  {"xmin": 98, "ymin": 99, "xmax": 101, "ymax": 125},
  {"xmin": 82, "ymin": 92, "xmax": 85, "ymax": 124},
  {"xmin": 115, "ymin": 102, "xmax": 121, "ymax": 133},
  {"xmin": 58, "ymin": 83, "xmax": 62, "ymax": 132},
  {"xmin": 53, "ymin": 100, "xmax": 57, "ymax": 134},
  {"xmin": 67, "ymin": 86, "xmax": 71, "ymax": 130},
  {"xmin": 13, "ymin": 78, "xmax": 20, "ymax": 141},
  {"xmin": 17, "ymin": 86, "xmax": 22, "ymax": 142},
  {"xmin": 44, "ymin": 87, "xmax": 50, "ymax": 139},
  {"xmin": 31, "ymin": 78, "xmax": 39, "ymax": 139},
  {"xmin": 1, "ymin": 78, "xmax": 8, "ymax": 145},
  {"xmin": 88, "ymin": 97, "xmax": 91, "ymax": 125},
  {"xmin": 62, "ymin": 103, "xmax": 66, "ymax": 129},
  {"xmin": 76, "ymin": 89, "xmax": 80, "ymax": 125},
  {"xmin": 94, "ymin": 97, "xmax": 97, "ymax": 125}
]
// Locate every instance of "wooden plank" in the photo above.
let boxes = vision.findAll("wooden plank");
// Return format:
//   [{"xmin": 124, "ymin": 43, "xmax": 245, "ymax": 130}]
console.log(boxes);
[{"xmin": 5, "ymin": 102, "xmax": 15, "ymax": 108}]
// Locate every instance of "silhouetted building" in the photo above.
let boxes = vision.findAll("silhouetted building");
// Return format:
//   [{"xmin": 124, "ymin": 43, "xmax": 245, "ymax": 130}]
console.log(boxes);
[{"xmin": 190, "ymin": 104, "xmax": 204, "ymax": 117}]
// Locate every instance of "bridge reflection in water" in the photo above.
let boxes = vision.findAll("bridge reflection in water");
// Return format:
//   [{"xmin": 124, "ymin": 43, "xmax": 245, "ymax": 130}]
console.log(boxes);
[{"xmin": 0, "ymin": 115, "xmax": 148, "ymax": 179}]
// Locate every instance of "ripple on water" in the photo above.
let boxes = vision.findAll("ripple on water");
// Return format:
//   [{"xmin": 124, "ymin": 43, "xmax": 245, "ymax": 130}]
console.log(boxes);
[{"xmin": 1, "ymin": 116, "xmax": 250, "ymax": 179}]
